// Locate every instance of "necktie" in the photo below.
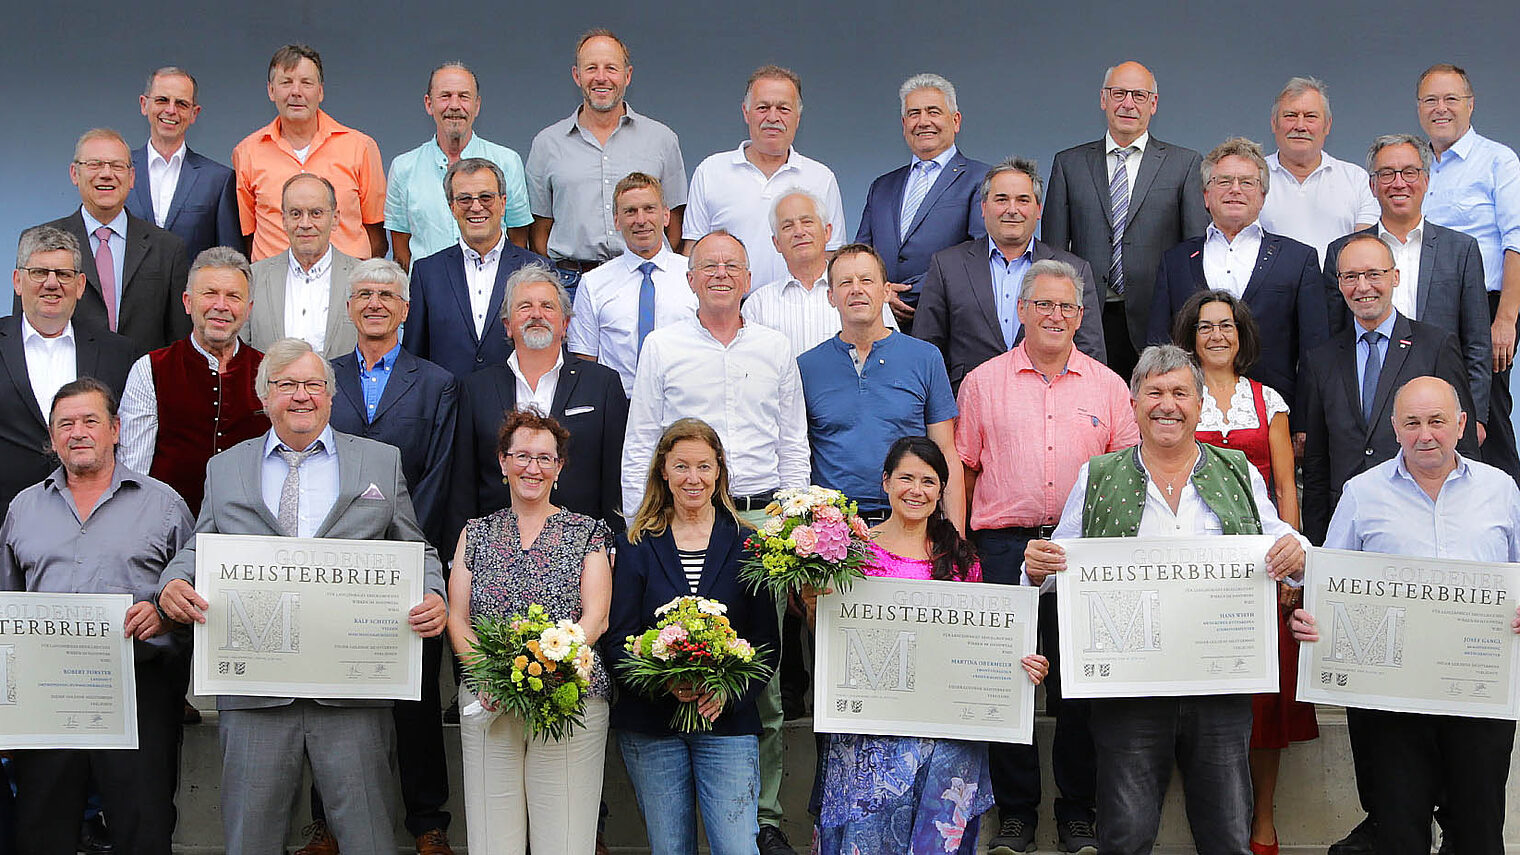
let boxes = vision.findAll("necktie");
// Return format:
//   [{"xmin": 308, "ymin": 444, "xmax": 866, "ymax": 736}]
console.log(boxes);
[
  {"xmin": 900, "ymin": 160, "xmax": 939, "ymax": 240},
  {"xmin": 93, "ymin": 226, "xmax": 118, "ymax": 331},
  {"xmin": 1361, "ymin": 330, "xmax": 1385, "ymax": 424},
  {"xmin": 1108, "ymin": 146, "xmax": 1138, "ymax": 295},
  {"xmin": 636, "ymin": 261, "xmax": 657, "ymax": 351},
  {"xmin": 276, "ymin": 442, "xmax": 323, "ymax": 537}
]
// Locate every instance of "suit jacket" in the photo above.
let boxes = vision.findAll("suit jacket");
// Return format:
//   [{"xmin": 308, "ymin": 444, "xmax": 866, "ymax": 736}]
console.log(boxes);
[
  {"xmin": 1324, "ymin": 222, "xmax": 1491, "ymax": 422},
  {"xmin": 0, "ymin": 315, "xmax": 139, "ymax": 516},
  {"xmin": 603, "ymin": 517, "xmax": 779, "ymax": 737},
  {"xmin": 914, "ymin": 238, "xmax": 1106, "ymax": 390},
  {"xmin": 29, "ymin": 210, "xmax": 190, "ymax": 354},
  {"xmin": 1043, "ymin": 137, "xmax": 1209, "ymax": 349},
  {"xmin": 1147, "ymin": 230, "xmax": 1330, "ymax": 412},
  {"xmin": 446, "ymin": 353, "xmax": 628, "ymax": 547},
  {"xmin": 403, "ymin": 241, "xmax": 553, "ymax": 379},
  {"xmin": 854, "ymin": 150, "xmax": 990, "ymax": 300},
  {"xmin": 330, "ymin": 348, "xmax": 457, "ymax": 549},
  {"xmin": 158, "ymin": 431, "xmax": 445, "ymax": 710},
  {"xmin": 125, "ymin": 145, "xmax": 241, "ymax": 264},
  {"xmin": 243, "ymin": 248, "xmax": 360, "ymax": 359}
]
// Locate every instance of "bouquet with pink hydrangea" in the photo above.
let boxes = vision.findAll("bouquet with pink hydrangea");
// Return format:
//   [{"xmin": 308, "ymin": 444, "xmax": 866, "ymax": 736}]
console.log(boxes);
[{"xmin": 739, "ymin": 485, "xmax": 871, "ymax": 594}]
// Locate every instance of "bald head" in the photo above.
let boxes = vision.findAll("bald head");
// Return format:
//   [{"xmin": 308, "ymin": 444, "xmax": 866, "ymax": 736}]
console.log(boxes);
[
  {"xmin": 1101, "ymin": 61, "xmax": 1159, "ymax": 145},
  {"xmin": 1393, "ymin": 376, "xmax": 1463, "ymax": 418}
]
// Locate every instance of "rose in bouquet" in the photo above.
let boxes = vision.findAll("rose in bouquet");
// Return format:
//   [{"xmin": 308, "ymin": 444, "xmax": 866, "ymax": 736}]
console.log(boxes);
[
  {"xmin": 466, "ymin": 603, "xmax": 596, "ymax": 741},
  {"xmin": 739, "ymin": 485, "xmax": 872, "ymax": 594},
  {"xmin": 617, "ymin": 596, "xmax": 772, "ymax": 732}
]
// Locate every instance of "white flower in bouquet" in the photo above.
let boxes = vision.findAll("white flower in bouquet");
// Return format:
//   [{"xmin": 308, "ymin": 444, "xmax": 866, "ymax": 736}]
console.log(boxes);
[
  {"xmin": 539, "ymin": 627, "xmax": 573, "ymax": 661},
  {"xmin": 696, "ymin": 598, "xmax": 728, "ymax": 616},
  {"xmin": 557, "ymin": 619, "xmax": 587, "ymax": 645}
]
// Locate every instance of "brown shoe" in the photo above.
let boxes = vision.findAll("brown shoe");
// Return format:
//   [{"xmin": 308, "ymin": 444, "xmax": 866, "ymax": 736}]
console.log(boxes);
[
  {"xmin": 182, "ymin": 699, "xmax": 202, "ymax": 724},
  {"xmin": 595, "ymin": 834, "xmax": 610, "ymax": 855},
  {"xmin": 293, "ymin": 821, "xmax": 339, "ymax": 855},
  {"xmin": 415, "ymin": 829, "xmax": 454, "ymax": 855}
]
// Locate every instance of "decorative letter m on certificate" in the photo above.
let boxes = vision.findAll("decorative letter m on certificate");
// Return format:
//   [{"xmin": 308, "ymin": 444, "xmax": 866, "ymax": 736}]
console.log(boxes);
[
  {"xmin": 839, "ymin": 629, "xmax": 916, "ymax": 691},
  {"xmin": 1326, "ymin": 602, "xmax": 1404, "ymax": 667},
  {"xmin": 1083, "ymin": 590, "xmax": 1161, "ymax": 652},
  {"xmin": 221, "ymin": 591, "xmax": 301, "ymax": 653}
]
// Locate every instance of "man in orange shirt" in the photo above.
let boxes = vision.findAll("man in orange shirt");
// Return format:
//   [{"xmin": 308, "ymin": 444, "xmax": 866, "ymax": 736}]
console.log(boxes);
[{"xmin": 233, "ymin": 44, "xmax": 386, "ymax": 262}]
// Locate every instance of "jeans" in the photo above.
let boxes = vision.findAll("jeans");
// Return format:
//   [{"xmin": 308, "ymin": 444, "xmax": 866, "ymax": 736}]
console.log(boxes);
[{"xmin": 618, "ymin": 730, "xmax": 761, "ymax": 855}]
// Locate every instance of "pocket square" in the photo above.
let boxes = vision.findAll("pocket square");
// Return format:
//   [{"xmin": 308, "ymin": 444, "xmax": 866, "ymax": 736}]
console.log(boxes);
[
  {"xmin": 564, "ymin": 405, "xmax": 595, "ymax": 416},
  {"xmin": 360, "ymin": 483, "xmax": 387, "ymax": 500}
]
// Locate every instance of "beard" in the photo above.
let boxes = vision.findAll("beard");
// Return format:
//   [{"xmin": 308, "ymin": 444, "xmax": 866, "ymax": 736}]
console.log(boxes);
[{"xmin": 521, "ymin": 326, "xmax": 555, "ymax": 350}]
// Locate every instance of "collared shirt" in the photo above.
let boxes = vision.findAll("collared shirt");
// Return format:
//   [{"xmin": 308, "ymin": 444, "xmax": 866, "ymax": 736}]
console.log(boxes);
[
  {"xmin": 285, "ymin": 246, "xmax": 334, "ymax": 353},
  {"xmin": 526, "ymin": 103, "xmax": 688, "ymax": 262},
  {"xmin": 740, "ymin": 271, "xmax": 898, "ymax": 360},
  {"xmin": 1426, "ymin": 127, "xmax": 1520, "ymax": 293},
  {"xmin": 1380, "ymin": 218, "xmax": 1427, "ymax": 320},
  {"xmin": 20, "ymin": 318, "xmax": 76, "ymax": 418},
  {"xmin": 899, "ymin": 145, "xmax": 959, "ymax": 228},
  {"xmin": 1260, "ymin": 151, "xmax": 1379, "ymax": 261},
  {"xmin": 622, "ymin": 315, "xmax": 809, "ymax": 517},
  {"xmin": 507, "ymin": 349, "xmax": 564, "ymax": 415},
  {"xmin": 956, "ymin": 344, "xmax": 1138, "ymax": 530},
  {"xmin": 797, "ymin": 332, "xmax": 957, "ymax": 512},
  {"xmin": 384, "ymin": 133, "xmax": 533, "ymax": 267},
  {"xmin": 1104, "ymin": 131, "xmax": 1150, "ymax": 201},
  {"xmin": 1203, "ymin": 220, "xmax": 1265, "ymax": 298},
  {"xmin": 461, "ymin": 233, "xmax": 506, "ymax": 338},
  {"xmin": 232, "ymin": 110, "xmax": 387, "ymax": 260},
  {"xmin": 119, "ymin": 335, "xmax": 240, "ymax": 472},
  {"xmin": 1354, "ymin": 311, "xmax": 1399, "ymax": 412},
  {"xmin": 989, "ymin": 242, "xmax": 1034, "ymax": 349},
  {"xmin": 147, "ymin": 143, "xmax": 187, "ymax": 228},
  {"xmin": 682, "ymin": 142, "xmax": 848, "ymax": 286},
  {"xmin": 80, "ymin": 207, "xmax": 128, "ymax": 309},
  {"xmin": 356, "ymin": 342, "xmax": 402, "ymax": 422},
  {"xmin": 260, "ymin": 425, "xmax": 340, "ymax": 538},
  {"xmin": 567, "ymin": 245, "xmax": 696, "ymax": 394}
]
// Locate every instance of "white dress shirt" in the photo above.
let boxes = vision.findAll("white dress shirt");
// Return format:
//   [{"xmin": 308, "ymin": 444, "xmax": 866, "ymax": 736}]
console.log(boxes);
[
  {"xmin": 461, "ymin": 233, "xmax": 506, "ymax": 338},
  {"xmin": 567, "ymin": 245, "xmax": 696, "ymax": 395},
  {"xmin": 621, "ymin": 315, "xmax": 810, "ymax": 517},
  {"xmin": 21, "ymin": 318, "xmax": 76, "ymax": 417},
  {"xmin": 285, "ymin": 247, "xmax": 333, "ymax": 353},
  {"xmin": 507, "ymin": 349, "xmax": 564, "ymax": 415},
  {"xmin": 1259, "ymin": 151, "xmax": 1379, "ymax": 262},
  {"xmin": 740, "ymin": 272, "xmax": 896, "ymax": 359},
  {"xmin": 260, "ymin": 426, "xmax": 340, "ymax": 538},
  {"xmin": 80, "ymin": 208, "xmax": 127, "ymax": 312},
  {"xmin": 1104, "ymin": 131, "xmax": 1149, "ymax": 201},
  {"xmin": 146, "ymin": 143, "xmax": 187, "ymax": 228},
  {"xmin": 1203, "ymin": 220, "xmax": 1265, "ymax": 298},
  {"xmin": 119, "ymin": 336, "xmax": 238, "ymax": 472},
  {"xmin": 1380, "ymin": 219, "xmax": 1427, "ymax": 320}
]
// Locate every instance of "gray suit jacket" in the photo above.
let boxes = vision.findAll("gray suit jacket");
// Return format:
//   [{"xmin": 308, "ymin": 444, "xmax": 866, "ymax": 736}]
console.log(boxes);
[
  {"xmin": 243, "ymin": 248, "xmax": 359, "ymax": 359},
  {"xmin": 159, "ymin": 430, "xmax": 444, "ymax": 710}
]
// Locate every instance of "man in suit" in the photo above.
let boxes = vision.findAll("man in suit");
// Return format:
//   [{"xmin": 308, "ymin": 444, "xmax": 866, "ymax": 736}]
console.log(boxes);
[
  {"xmin": 1, "ymin": 226, "xmax": 138, "ymax": 515},
  {"xmin": 1043, "ymin": 61, "xmax": 1209, "ymax": 380},
  {"xmin": 157, "ymin": 337, "xmax": 447, "ymax": 855},
  {"xmin": 855, "ymin": 73, "xmax": 989, "ymax": 329},
  {"xmin": 244, "ymin": 173, "xmax": 359, "ymax": 358},
  {"xmin": 404, "ymin": 158, "xmax": 552, "ymax": 379},
  {"xmin": 28, "ymin": 129, "xmax": 191, "ymax": 354},
  {"xmin": 915, "ymin": 156, "xmax": 1105, "ymax": 392},
  {"xmin": 126, "ymin": 67, "xmax": 241, "ymax": 264},
  {"xmin": 1147, "ymin": 137, "xmax": 1330, "ymax": 412}
]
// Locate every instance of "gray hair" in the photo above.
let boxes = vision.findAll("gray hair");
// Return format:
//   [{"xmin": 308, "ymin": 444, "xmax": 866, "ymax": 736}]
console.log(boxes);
[
  {"xmin": 1102, "ymin": 64, "xmax": 1158, "ymax": 94},
  {"xmin": 1366, "ymin": 133, "xmax": 1433, "ymax": 173},
  {"xmin": 50, "ymin": 376, "xmax": 120, "ymax": 423},
  {"xmin": 1202, "ymin": 137, "xmax": 1271, "ymax": 197},
  {"xmin": 427, "ymin": 61, "xmax": 478, "ymax": 97},
  {"xmin": 16, "ymin": 225, "xmax": 82, "ymax": 271},
  {"xmin": 256, "ymin": 338, "xmax": 336, "ymax": 401},
  {"xmin": 1130, "ymin": 344, "xmax": 1205, "ymax": 397},
  {"xmin": 444, "ymin": 157, "xmax": 506, "ymax": 199},
  {"xmin": 1018, "ymin": 259, "xmax": 1084, "ymax": 306},
  {"xmin": 1273, "ymin": 76, "xmax": 1331, "ymax": 123},
  {"xmin": 499, "ymin": 262, "xmax": 572, "ymax": 320},
  {"xmin": 143, "ymin": 66, "xmax": 198, "ymax": 102},
  {"xmin": 188, "ymin": 247, "xmax": 251, "ymax": 293},
  {"xmin": 898, "ymin": 73, "xmax": 958, "ymax": 115},
  {"xmin": 349, "ymin": 258, "xmax": 410, "ymax": 301},
  {"xmin": 72, "ymin": 128, "xmax": 130, "ymax": 163},
  {"xmin": 768, "ymin": 187, "xmax": 828, "ymax": 237},
  {"xmin": 979, "ymin": 155, "xmax": 1044, "ymax": 205}
]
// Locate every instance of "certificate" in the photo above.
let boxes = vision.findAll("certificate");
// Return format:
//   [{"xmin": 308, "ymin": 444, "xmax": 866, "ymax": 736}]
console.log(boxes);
[
  {"xmin": 814, "ymin": 576, "xmax": 1039, "ymax": 744},
  {"xmin": 1055, "ymin": 535, "xmax": 1279, "ymax": 698},
  {"xmin": 1297, "ymin": 548, "xmax": 1520, "ymax": 719},
  {"xmin": 0, "ymin": 592, "xmax": 138, "ymax": 749},
  {"xmin": 192, "ymin": 533, "xmax": 424, "ymax": 700}
]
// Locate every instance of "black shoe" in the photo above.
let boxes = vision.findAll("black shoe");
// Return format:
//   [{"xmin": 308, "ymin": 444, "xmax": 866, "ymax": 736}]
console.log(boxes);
[
  {"xmin": 1327, "ymin": 816, "xmax": 1376, "ymax": 855},
  {"xmin": 79, "ymin": 815, "xmax": 113, "ymax": 855},
  {"xmin": 1436, "ymin": 831, "xmax": 1453, "ymax": 855},
  {"xmin": 989, "ymin": 815, "xmax": 1036, "ymax": 855},
  {"xmin": 442, "ymin": 699, "xmax": 460, "ymax": 725},
  {"xmin": 1057, "ymin": 817, "xmax": 1097, "ymax": 854},
  {"xmin": 756, "ymin": 825, "xmax": 798, "ymax": 855}
]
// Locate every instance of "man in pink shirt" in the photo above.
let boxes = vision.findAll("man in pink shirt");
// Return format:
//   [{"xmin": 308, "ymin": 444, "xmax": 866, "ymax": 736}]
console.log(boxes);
[
  {"xmin": 955, "ymin": 258, "xmax": 1137, "ymax": 855},
  {"xmin": 233, "ymin": 44, "xmax": 387, "ymax": 262}
]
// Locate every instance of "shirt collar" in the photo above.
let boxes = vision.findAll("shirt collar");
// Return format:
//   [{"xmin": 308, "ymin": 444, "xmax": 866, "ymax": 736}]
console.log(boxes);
[
  {"xmin": 1378, "ymin": 218, "xmax": 1427, "ymax": 246},
  {"xmin": 1355, "ymin": 310, "xmax": 1399, "ymax": 343},
  {"xmin": 43, "ymin": 461, "xmax": 139, "ymax": 499},
  {"xmin": 80, "ymin": 207, "xmax": 128, "ymax": 240},
  {"xmin": 989, "ymin": 241, "xmax": 1034, "ymax": 264},
  {"xmin": 21, "ymin": 317, "xmax": 74, "ymax": 346},
  {"xmin": 1443, "ymin": 126, "xmax": 1478, "ymax": 162},
  {"xmin": 1206, "ymin": 220, "xmax": 1263, "ymax": 244},
  {"xmin": 1390, "ymin": 449, "xmax": 1471, "ymax": 486},
  {"xmin": 148, "ymin": 143, "xmax": 187, "ymax": 170},
  {"xmin": 782, "ymin": 271, "xmax": 829, "ymax": 292},
  {"xmin": 733, "ymin": 140, "xmax": 796, "ymax": 171},
  {"xmin": 429, "ymin": 133, "xmax": 482, "ymax": 163},
  {"xmin": 1267, "ymin": 150, "xmax": 1335, "ymax": 180},
  {"xmin": 357, "ymin": 342, "xmax": 402, "ymax": 373},
  {"xmin": 289, "ymin": 245, "xmax": 334, "ymax": 278},
  {"xmin": 264, "ymin": 424, "xmax": 337, "ymax": 458},
  {"xmin": 571, "ymin": 102, "xmax": 636, "ymax": 135},
  {"xmin": 1009, "ymin": 341, "xmax": 1081, "ymax": 376},
  {"xmin": 266, "ymin": 110, "xmax": 339, "ymax": 147},
  {"xmin": 912, "ymin": 144, "xmax": 958, "ymax": 171},
  {"xmin": 506, "ymin": 348, "xmax": 565, "ymax": 384},
  {"xmin": 619, "ymin": 245, "xmax": 674, "ymax": 275},
  {"xmin": 1104, "ymin": 131, "xmax": 1149, "ymax": 156},
  {"xmin": 190, "ymin": 331, "xmax": 239, "ymax": 369},
  {"xmin": 460, "ymin": 232, "xmax": 506, "ymax": 266}
]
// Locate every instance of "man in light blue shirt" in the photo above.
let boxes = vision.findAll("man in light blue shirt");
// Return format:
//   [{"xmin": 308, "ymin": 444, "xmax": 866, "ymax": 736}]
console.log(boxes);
[{"xmin": 385, "ymin": 62, "xmax": 532, "ymax": 270}]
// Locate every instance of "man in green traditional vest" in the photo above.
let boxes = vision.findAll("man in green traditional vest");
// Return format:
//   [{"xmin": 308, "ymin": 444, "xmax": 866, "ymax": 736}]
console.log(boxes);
[{"xmin": 1024, "ymin": 343, "xmax": 1308, "ymax": 855}]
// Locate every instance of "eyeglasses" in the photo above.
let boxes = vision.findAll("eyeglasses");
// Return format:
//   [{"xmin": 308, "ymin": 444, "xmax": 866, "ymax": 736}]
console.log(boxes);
[
  {"xmin": 1338, "ymin": 267, "xmax": 1394, "ymax": 286},
  {"xmin": 352, "ymin": 288, "xmax": 404, "ymax": 303},
  {"xmin": 1418, "ymin": 94, "xmax": 1473, "ymax": 109},
  {"xmin": 1373, "ymin": 166, "xmax": 1426, "ymax": 185},
  {"xmin": 270, "ymin": 379, "xmax": 329, "ymax": 396},
  {"xmin": 694, "ymin": 261, "xmax": 748, "ymax": 276},
  {"xmin": 1025, "ymin": 299, "xmax": 1082, "ymax": 318},
  {"xmin": 451, "ymin": 192, "xmax": 499, "ymax": 209},
  {"xmin": 506, "ymin": 451, "xmax": 560, "ymax": 469},
  {"xmin": 1195, "ymin": 319, "xmax": 1238, "ymax": 335},
  {"xmin": 1208, "ymin": 176, "xmax": 1261, "ymax": 190},
  {"xmin": 72, "ymin": 159, "xmax": 132, "ymax": 174},
  {"xmin": 17, "ymin": 266, "xmax": 80, "ymax": 284},
  {"xmin": 1103, "ymin": 87, "xmax": 1154, "ymax": 103}
]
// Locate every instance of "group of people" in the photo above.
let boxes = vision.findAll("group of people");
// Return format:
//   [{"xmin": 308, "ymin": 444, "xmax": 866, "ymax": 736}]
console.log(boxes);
[{"xmin": 1, "ymin": 24, "xmax": 1518, "ymax": 855}]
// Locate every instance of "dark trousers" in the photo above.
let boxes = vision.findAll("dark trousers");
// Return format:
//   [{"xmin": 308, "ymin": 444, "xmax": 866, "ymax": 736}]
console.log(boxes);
[
  {"xmin": 1481, "ymin": 291, "xmax": 1520, "ymax": 482},
  {"xmin": 1103, "ymin": 300, "xmax": 1139, "ymax": 381},
  {"xmin": 11, "ymin": 651, "xmax": 188, "ymax": 855},
  {"xmin": 0, "ymin": 759, "xmax": 16, "ymax": 855},
  {"xmin": 972, "ymin": 527, "xmax": 1097, "ymax": 825},
  {"xmin": 311, "ymin": 635, "xmax": 450, "ymax": 836}
]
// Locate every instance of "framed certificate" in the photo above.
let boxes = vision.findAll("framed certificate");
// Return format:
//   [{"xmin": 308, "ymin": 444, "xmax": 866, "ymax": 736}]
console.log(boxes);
[
  {"xmin": 192, "ymin": 533, "xmax": 425, "ymax": 700},
  {"xmin": 1055, "ymin": 535, "xmax": 1279, "ymax": 698},
  {"xmin": 1298, "ymin": 548, "xmax": 1520, "ymax": 719},
  {"xmin": 814, "ymin": 576, "xmax": 1040, "ymax": 744}
]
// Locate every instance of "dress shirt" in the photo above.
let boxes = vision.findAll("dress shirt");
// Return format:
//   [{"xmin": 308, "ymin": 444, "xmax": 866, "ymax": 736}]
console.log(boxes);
[
  {"xmin": 146, "ymin": 143, "xmax": 187, "ymax": 229},
  {"xmin": 1260, "ymin": 151, "xmax": 1379, "ymax": 261},
  {"xmin": 567, "ymin": 245, "xmax": 696, "ymax": 394},
  {"xmin": 461, "ymin": 234, "xmax": 506, "ymax": 338},
  {"xmin": 285, "ymin": 246, "xmax": 334, "ymax": 352},
  {"xmin": 356, "ymin": 342, "xmax": 402, "ymax": 422},
  {"xmin": 956, "ymin": 345, "xmax": 1138, "ymax": 531},
  {"xmin": 1104, "ymin": 131, "xmax": 1149, "ymax": 202},
  {"xmin": 622, "ymin": 315, "xmax": 809, "ymax": 517},
  {"xmin": 1203, "ymin": 220, "xmax": 1265, "ymax": 298},
  {"xmin": 682, "ymin": 142, "xmax": 848, "ymax": 286},
  {"xmin": 507, "ymin": 349, "xmax": 564, "ymax": 415},
  {"xmin": 119, "ymin": 335, "xmax": 239, "ymax": 472},
  {"xmin": 384, "ymin": 133, "xmax": 533, "ymax": 266},
  {"xmin": 20, "ymin": 318, "xmax": 76, "ymax": 418},
  {"xmin": 1354, "ymin": 311, "xmax": 1398, "ymax": 412},
  {"xmin": 900, "ymin": 145, "xmax": 959, "ymax": 228},
  {"xmin": 260, "ymin": 425, "xmax": 340, "ymax": 538},
  {"xmin": 740, "ymin": 272, "xmax": 897, "ymax": 359},
  {"xmin": 1380, "ymin": 219, "xmax": 1427, "ymax": 320},
  {"xmin": 1425, "ymin": 127, "xmax": 1520, "ymax": 292},
  {"xmin": 526, "ymin": 104, "xmax": 688, "ymax": 262},
  {"xmin": 80, "ymin": 208, "xmax": 128, "ymax": 310},
  {"xmin": 989, "ymin": 242, "xmax": 1034, "ymax": 349}
]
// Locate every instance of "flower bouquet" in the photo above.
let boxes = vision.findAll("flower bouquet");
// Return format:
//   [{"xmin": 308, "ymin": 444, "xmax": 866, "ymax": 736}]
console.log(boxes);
[
  {"xmin": 617, "ymin": 596, "xmax": 772, "ymax": 732},
  {"xmin": 739, "ymin": 485, "xmax": 872, "ymax": 594},
  {"xmin": 465, "ymin": 603, "xmax": 596, "ymax": 741}
]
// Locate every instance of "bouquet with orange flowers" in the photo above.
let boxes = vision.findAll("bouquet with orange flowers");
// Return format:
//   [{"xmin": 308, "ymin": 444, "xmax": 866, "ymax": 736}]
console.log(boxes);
[
  {"xmin": 618, "ymin": 596, "xmax": 772, "ymax": 732},
  {"xmin": 466, "ymin": 603, "xmax": 595, "ymax": 741}
]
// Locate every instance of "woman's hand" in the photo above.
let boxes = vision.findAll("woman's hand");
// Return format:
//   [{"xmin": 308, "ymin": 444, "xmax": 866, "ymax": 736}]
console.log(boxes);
[
  {"xmin": 668, "ymin": 679, "xmax": 726, "ymax": 721},
  {"xmin": 1289, "ymin": 608, "xmax": 1319, "ymax": 643},
  {"xmin": 1021, "ymin": 654, "xmax": 1050, "ymax": 686},
  {"xmin": 799, "ymin": 583, "xmax": 834, "ymax": 631}
]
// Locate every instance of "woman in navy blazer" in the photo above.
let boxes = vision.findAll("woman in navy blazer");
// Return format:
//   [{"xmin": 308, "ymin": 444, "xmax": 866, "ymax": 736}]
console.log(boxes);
[{"xmin": 604, "ymin": 418, "xmax": 777, "ymax": 855}]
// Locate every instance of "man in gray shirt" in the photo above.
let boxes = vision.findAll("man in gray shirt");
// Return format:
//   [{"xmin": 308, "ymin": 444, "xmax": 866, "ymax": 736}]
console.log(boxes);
[{"xmin": 1, "ymin": 376, "xmax": 195, "ymax": 855}]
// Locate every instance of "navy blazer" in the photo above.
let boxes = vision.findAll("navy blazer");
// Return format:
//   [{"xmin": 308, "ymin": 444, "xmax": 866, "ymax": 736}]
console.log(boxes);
[
  {"xmin": 855, "ymin": 150, "xmax": 990, "ymax": 304},
  {"xmin": 402, "ymin": 241, "xmax": 553, "ymax": 379},
  {"xmin": 125, "ymin": 145, "xmax": 241, "ymax": 264},
  {"xmin": 329, "ymin": 347, "xmax": 457, "ymax": 549},
  {"xmin": 603, "ymin": 516, "xmax": 779, "ymax": 737},
  {"xmin": 1147, "ymin": 231, "xmax": 1330, "ymax": 414}
]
